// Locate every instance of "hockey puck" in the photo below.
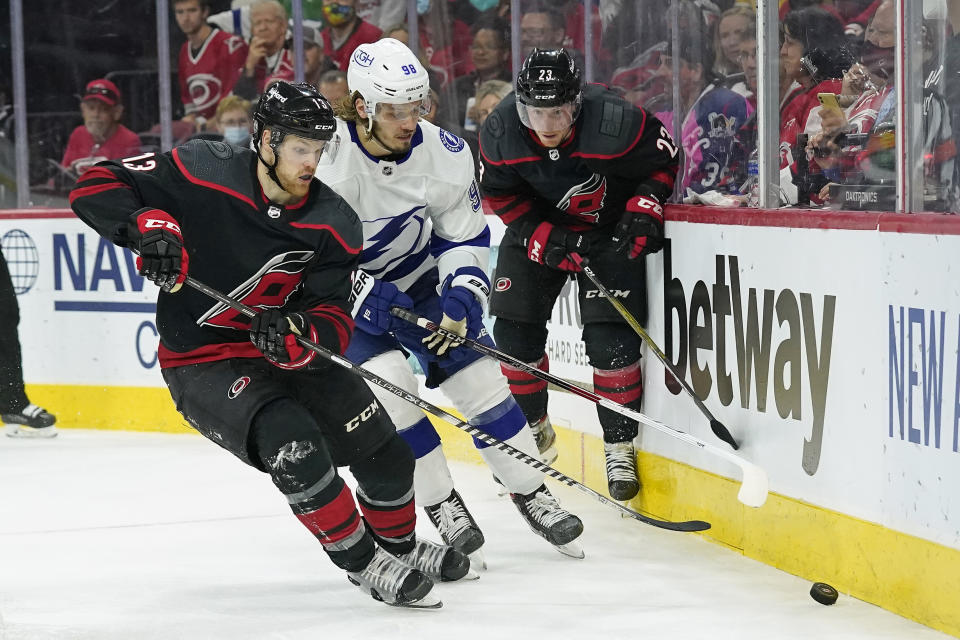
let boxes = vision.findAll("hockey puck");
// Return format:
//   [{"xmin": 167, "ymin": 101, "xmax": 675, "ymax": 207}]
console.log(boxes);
[{"xmin": 810, "ymin": 582, "xmax": 838, "ymax": 605}]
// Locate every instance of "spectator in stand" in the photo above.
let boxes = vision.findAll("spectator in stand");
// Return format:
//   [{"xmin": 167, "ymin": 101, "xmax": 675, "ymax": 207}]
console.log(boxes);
[
  {"xmin": 213, "ymin": 95, "xmax": 254, "ymax": 147},
  {"xmin": 778, "ymin": 8, "xmax": 847, "ymax": 179},
  {"xmin": 463, "ymin": 79, "xmax": 512, "ymax": 183},
  {"xmin": 453, "ymin": 17, "xmax": 512, "ymax": 131},
  {"xmin": 175, "ymin": 0, "xmax": 248, "ymax": 130},
  {"xmin": 713, "ymin": 5, "xmax": 754, "ymax": 77},
  {"xmin": 234, "ymin": 0, "xmax": 295, "ymax": 100},
  {"xmin": 650, "ymin": 27, "xmax": 751, "ymax": 197},
  {"xmin": 0, "ymin": 251, "xmax": 56, "ymax": 438},
  {"xmin": 61, "ymin": 79, "xmax": 141, "ymax": 176},
  {"xmin": 318, "ymin": 69, "xmax": 349, "ymax": 103},
  {"xmin": 519, "ymin": 3, "xmax": 570, "ymax": 58},
  {"xmin": 356, "ymin": 0, "xmax": 405, "ymax": 31},
  {"xmin": 416, "ymin": 0, "xmax": 474, "ymax": 87},
  {"xmin": 534, "ymin": 0, "xmax": 610, "ymax": 76},
  {"xmin": 321, "ymin": 0, "xmax": 382, "ymax": 71},
  {"xmin": 304, "ymin": 25, "xmax": 337, "ymax": 89}
]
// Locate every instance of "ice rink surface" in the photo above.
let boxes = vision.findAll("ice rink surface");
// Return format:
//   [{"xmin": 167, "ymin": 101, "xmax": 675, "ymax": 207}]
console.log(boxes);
[{"xmin": 0, "ymin": 430, "xmax": 949, "ymax": 640}]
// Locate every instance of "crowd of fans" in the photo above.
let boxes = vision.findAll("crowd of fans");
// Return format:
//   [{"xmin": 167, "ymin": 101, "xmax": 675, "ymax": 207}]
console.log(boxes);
[{"xmin": 17, "ymin": 0, "xmax": 960, "ymax": 212}]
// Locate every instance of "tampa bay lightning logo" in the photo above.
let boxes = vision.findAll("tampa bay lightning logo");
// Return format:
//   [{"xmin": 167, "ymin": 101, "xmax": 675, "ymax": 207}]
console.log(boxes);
[
  {"xmin": 468, "ymin": 181, "xmax": 481, "ymax": 212},
  {"xmin": 362, "ymin": 205, "xmax": 428, "ymax": 279},
  {"xmin": 439, "ymin": 129, "xmax": 465, "ymax": 153},
  {"xmin": 353, "ymin": 48, "xmax": 375, "ymax": 67}
]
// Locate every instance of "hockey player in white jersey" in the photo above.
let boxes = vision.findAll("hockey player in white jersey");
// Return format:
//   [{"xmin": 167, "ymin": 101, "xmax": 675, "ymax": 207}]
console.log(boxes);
[{"xmin": 316, "ymin": 38, "xmax": 584, "ymax": 561}]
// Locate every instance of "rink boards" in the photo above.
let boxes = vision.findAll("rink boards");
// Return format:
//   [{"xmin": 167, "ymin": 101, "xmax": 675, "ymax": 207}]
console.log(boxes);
[{"xmin": 1, "ymin": 207, "xmax": 959, "ymax": 637}]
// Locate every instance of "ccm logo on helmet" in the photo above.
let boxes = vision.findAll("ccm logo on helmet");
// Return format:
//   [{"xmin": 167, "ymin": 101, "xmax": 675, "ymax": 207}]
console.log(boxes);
[
  {"xmin": 228, "ymin": 376, "xmax": 251, "ymax": 399},
  {"xmin": 353, "ymin": 49, "xmax": 375, "ymax": 67},
  {"xmin": 495, "ymin": 277, "xmax": 511, "ymax": 291},
  {"xmin": 345, "ymin": 401, "xmax": 379, "ymax": 432},
  {"xmin": 144, "ymin": 218, "xmax": 181, "ymax": 233}
]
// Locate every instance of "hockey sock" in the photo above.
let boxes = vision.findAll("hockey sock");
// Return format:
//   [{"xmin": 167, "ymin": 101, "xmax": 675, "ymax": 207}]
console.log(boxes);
[
  {"xmin": 352, "ymin": 434, "xmax": 417, "ymax": 556},
  {"xmin": 473, "ymin": 398, "xmax": 544, "ymax": 495},
  {"xmin": 397, "ymin": 416, "xmax": 455, "ymax": 506},
  {"xmin": 251, "ymin": 398, "xmax": 374, "ymax": 572},
  {"xmin": 499, "ymin": 353, "xmax": 550, "ymax": 425},
  {"xmin": 593, "ymin": 360, "xmax": 643, "ymax": 443}
]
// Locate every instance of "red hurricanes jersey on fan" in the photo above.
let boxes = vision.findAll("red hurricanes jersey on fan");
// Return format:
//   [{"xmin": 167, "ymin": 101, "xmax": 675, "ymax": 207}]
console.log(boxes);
[
  {"xmin": 324, "ymin": 20, "xmax": 382, "ymax": 70},
  {"xmin": 179, "ymin": 28, "xmax": 248, "ymax": 119},
  {"xmin": 69, "ymin": 140, "xmax": 361, "ymax": 369}
]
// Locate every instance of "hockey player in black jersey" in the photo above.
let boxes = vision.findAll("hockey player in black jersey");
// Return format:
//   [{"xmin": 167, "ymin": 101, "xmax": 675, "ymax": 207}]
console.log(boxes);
[
  {"xmin": 70, "ymin": 81, "xmax": 472, "ymax": 608},
  {"xmin": 478, "ymin": 49, "xmax": 680, "ymax": 501}
]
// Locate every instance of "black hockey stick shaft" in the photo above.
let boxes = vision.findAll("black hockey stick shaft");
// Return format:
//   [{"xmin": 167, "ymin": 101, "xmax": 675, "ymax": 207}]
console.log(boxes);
[
  {"xmin": 181, "ymin": 275, "xmax": 710, "ymax": 533},
  {"xmin": 568, "ymin": 253, "xmax": 740, "ymax": 451}
]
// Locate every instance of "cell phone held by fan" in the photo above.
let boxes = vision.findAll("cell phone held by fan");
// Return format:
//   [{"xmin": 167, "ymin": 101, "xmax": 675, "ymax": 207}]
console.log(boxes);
[{"xmin": 817, "ymin": 92, "xmax": 842, "ymax": 111}]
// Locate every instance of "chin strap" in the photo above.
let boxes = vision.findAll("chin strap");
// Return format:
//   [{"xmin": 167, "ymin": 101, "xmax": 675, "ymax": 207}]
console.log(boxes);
[{"xmin": 254, "ymin": 131, "xmax": 291, "ymax": 194}]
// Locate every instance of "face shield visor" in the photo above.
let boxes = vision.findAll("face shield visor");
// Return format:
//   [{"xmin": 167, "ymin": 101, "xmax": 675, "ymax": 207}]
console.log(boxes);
[
  {"xmin": 274, "ymin": 134, "xmax": 328, "ymax": 168},
  {"xmin": 517, "ymin": 99, "xmax": 580, "ymax": 133},
  {"xmin": 370, "ymin": 99, "xmax": 432, "ymax": 125}
]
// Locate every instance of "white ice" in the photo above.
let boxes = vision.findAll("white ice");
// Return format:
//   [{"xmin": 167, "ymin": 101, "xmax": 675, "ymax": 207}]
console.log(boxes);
[{"xmin": 0, "ymin": 430, "xmax": 949, "ymax": 640}]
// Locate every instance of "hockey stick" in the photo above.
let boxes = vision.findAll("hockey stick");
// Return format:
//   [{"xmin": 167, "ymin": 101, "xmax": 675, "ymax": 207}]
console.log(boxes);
[
  {"xmin": 568, "ymin": 252, "xmax": 741, "ymax": 451},
  {"xmin": 391, "ymin": 307, "xmax": 768, "ymax": 508},
  {"xmin": 180, "ymin": 275, "xmax": 711, "ymax": 533}
]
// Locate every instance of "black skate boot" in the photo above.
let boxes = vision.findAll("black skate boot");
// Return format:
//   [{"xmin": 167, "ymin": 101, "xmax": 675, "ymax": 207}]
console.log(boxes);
[
  {"xmin": 395, "ymin": 537, "xmax": 477, "ymax": 582},
  {"xmin": 529, "ymin": 415, "xmax": 558, "ymax": 464},
  {"xmin": 604, "ymin": 441, "xmax": 639, "ymax": 501},
  {"xmin": 510, "ymin": 485, "xmax": 584, "ymax": 559},
  {"xmin": 423, "ymin": 490, "xmax": 485, "ymax": 556},
  {"xmin": 347, "ymin": 547, "xmax": 441, "ymax": 608},
  {"xmin": 3, "ymin": 404, "xmax": 57, "ymax": 438}
]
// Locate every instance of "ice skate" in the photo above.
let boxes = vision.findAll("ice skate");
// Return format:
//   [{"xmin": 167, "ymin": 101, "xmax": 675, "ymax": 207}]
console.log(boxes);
[
  {"xmin": 396, "ymin": 537, "xmax": 477, "ymax": 581},
  {"xmin": 423, "ymin": 489, "xmax": 485, "ymax": 556},
  {"xmin": 510, "ymin": 485, "xmax": 584, "ymax": 559},
  {"xmin": 604, "ymin": 441, "xmax": 639, "ymax": 501},
  {"xmin": 347, "ymin": 547, "xmax": 441, "ymax": 608},
  {"xmin": 3, "ymin": 404, "xmax": 57, "ymax": 438},
  {"xmin": 529, "ymin": 415, "xmax": 558, "ymax": 464}
]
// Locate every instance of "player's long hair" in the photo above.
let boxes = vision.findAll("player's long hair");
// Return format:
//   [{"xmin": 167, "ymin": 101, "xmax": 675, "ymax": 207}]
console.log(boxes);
[{"xmin": 334, "ymin": 91, "xmax": 369, "ymax": 129}]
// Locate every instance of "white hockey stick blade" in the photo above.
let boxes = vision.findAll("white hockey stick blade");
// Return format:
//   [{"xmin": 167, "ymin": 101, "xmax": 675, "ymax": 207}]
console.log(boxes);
[{"xmin": 735, "ymin": 460, "xmax": 769, "ymax": 507}]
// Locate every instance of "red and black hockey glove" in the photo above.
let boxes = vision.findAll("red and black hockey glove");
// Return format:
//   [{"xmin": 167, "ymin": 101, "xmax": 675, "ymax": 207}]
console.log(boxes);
[
  {"xmin": 129, "ymin": 208, "xmax": 189, "ymax": 293},
  {"xmin": 524, "ymin": 221, "xmax": 590, "ymax": 272},
  {"xmin": 249, "ymin": 310, "xmax": 318, "ymax": 369},
  {"xmin": 613, "ymin": 196, "xmax": 664, "ymax": 259}
]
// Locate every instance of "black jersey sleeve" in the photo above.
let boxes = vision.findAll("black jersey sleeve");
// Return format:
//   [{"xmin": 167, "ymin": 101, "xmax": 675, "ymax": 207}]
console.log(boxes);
[
  {"xmin": 477, "ymin": 104, "xmax": 551, "ymax": 239},
  {"xmin": 70, "ymin": 151, "xmax": 183, "ymax": 249}
]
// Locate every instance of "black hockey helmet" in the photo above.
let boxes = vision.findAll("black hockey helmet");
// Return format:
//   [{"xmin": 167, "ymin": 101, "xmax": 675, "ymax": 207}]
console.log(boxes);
[
  {"xmin": 253, "ymin": 80, "xmax": 336, "ymax": 148},
  {"xmin": 253, "ymin": 81, "xmax": 334, "ymax": 192},
  {"xmin": 515, "ymin": 48, "xmax": 582, "ymax": 131}
]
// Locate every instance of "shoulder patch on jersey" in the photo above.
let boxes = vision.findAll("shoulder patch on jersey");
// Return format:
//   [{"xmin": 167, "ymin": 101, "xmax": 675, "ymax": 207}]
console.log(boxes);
[
  {"xmin": 203, "ymin": 139, "xmax": 235, "ymax": 160},
  {"xmin": 600, "ymin": 100, "xmax": 625, "ymax": 137},
  {"xmin": 486, "ymin": 111, "xmax": 505, "ymax": 139},
  {"xmin": 439, "ymin": 129, "xmax": 465, "ymax": 153},
  {"xmin": 468, "ymin": 180, "xmax": 481, "ymax": 212}
]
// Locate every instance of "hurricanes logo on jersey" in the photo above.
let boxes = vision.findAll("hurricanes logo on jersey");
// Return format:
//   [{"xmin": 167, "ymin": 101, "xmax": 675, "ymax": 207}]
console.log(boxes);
[
  {"xmin": 198, "ymin": 251, "xmax": 314, "ymax": 330},
  {"xmin": 557, "ymin": 173, "xmax": 608, "ymax": 224}
]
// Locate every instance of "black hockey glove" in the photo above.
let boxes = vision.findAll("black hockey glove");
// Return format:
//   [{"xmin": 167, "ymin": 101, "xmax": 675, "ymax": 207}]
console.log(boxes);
[
  {"xmin": 524, "ymin": 221, "xmax": 590, "ymax": 272},
  {"xmin": 129, "ymin": 208, "xmax": 189, "ymax": 293},
  {"xmin": 249, "ymin": 310, "xmax": 317, "ymax": 369},
  {"xmin": 613, "ymin": 196, "xmax": 665, "ymax": 259}
]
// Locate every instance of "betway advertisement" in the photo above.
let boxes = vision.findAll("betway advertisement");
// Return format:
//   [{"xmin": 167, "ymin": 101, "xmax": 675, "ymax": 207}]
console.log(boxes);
[{"xmin": 642, "ymin": 220, "xmax": 959, "ymax": 551}]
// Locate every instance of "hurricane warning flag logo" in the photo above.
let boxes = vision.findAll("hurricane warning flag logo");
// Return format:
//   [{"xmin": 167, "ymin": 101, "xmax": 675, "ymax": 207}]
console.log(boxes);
[{"xmin": 557, "ymin": 173, "xmax": 607, "ymax": 223}]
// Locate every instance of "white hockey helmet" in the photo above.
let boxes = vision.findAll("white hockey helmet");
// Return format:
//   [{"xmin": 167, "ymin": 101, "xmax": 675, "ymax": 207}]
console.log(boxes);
[{"xmin": 347, "ymin": 38, "xmax": 431, "ymax": 130}]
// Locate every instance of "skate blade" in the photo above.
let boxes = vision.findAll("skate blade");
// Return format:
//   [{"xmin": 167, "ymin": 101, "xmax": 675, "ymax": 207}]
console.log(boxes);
[
  {"xmin": 391, "ymin": 592, "xmax": 443, "ymax": 609},
  {"xmin": 4, "ymin": 424, "xmax": 58, "ymax": 438},
  {"xmin": 553, "ymin": 540, "xmax": 585, "ymax": 559},
  {"xmin": 468, "ymin": 549, "xmax": 487, "ymax": 571}
]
